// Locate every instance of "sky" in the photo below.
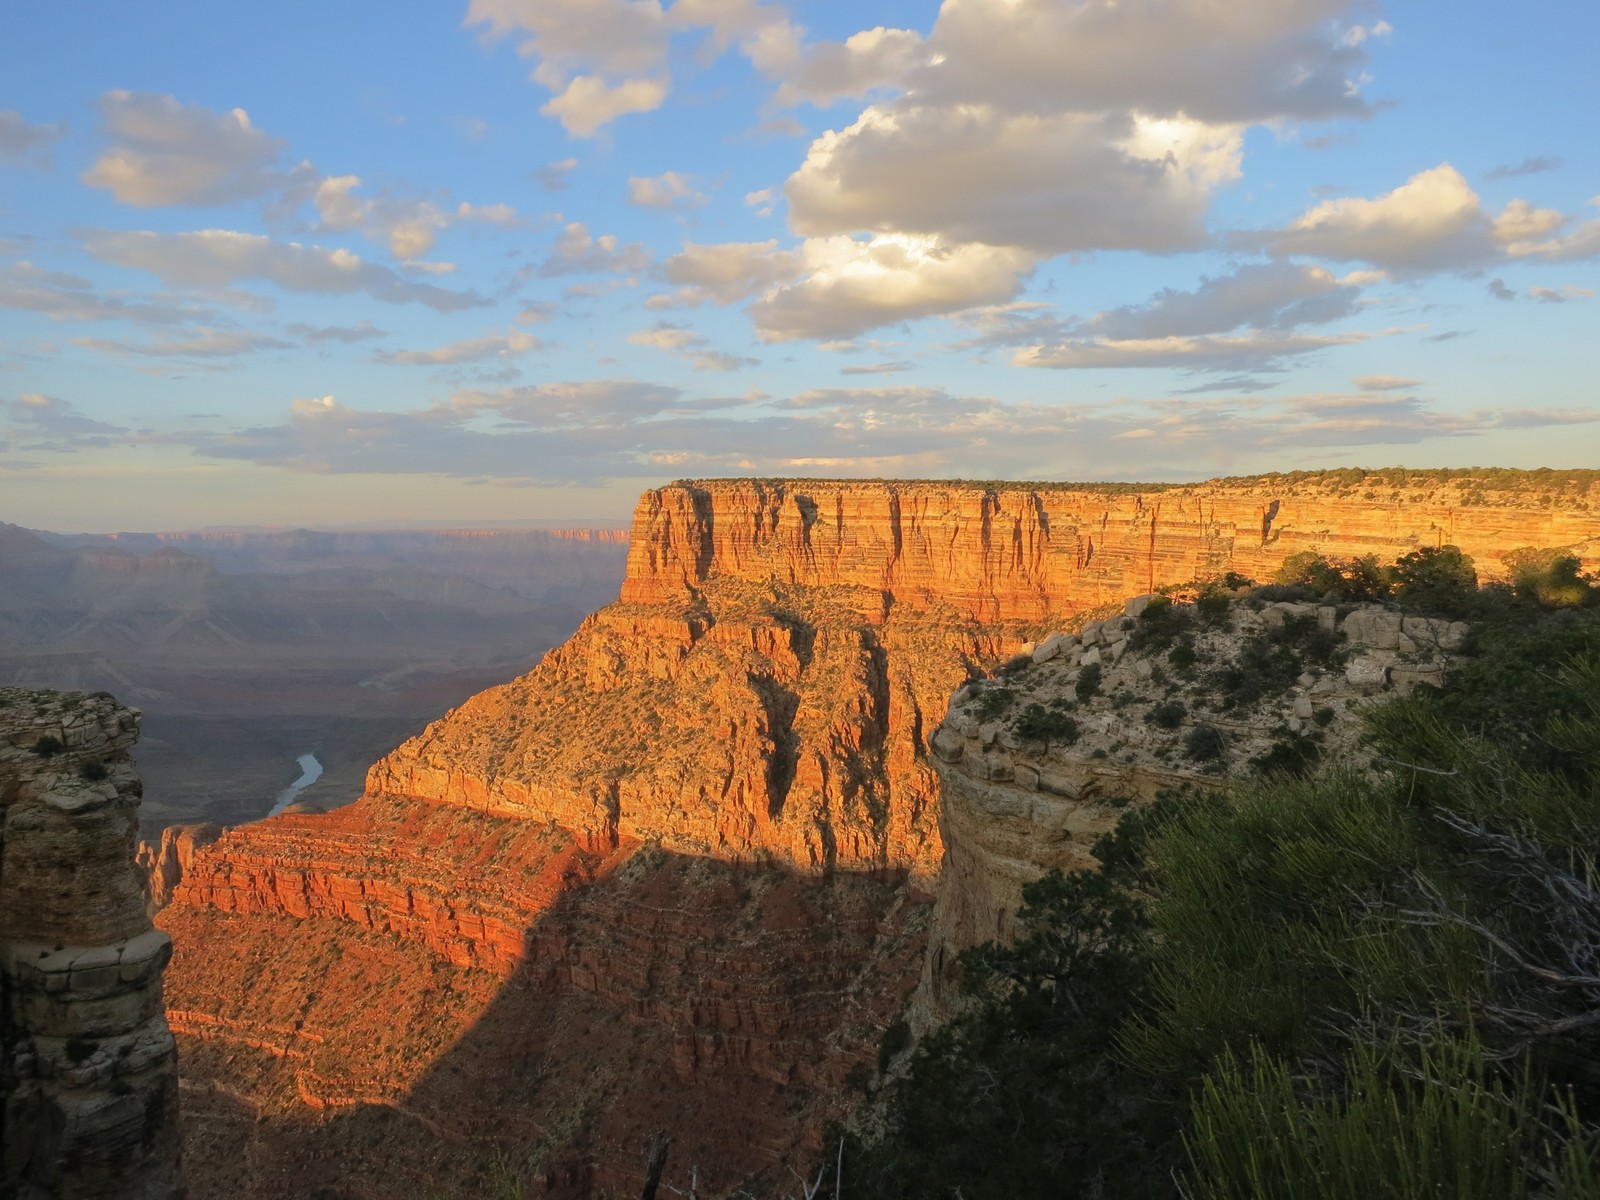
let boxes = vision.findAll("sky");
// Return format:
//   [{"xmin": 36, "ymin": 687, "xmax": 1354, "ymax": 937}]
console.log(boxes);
[{"xmin": 2, "ymin": 1, "xmax": 1598, "ymax": 531}]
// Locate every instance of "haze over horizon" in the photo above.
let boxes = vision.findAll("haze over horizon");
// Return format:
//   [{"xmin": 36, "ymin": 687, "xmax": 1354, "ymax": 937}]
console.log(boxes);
[{"xmin": 3, "ymin": 1, "xmax": 1598, "ymax": 533}]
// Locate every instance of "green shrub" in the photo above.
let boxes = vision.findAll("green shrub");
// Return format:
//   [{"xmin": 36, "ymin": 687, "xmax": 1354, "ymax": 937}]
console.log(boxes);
[
  {"xmin": 1184, "ymin": 724, "xmax": 1225, "ymax": 762},
  {"xmin": 1075, "ymin": 662, "xmax": 1103, "ymax": 702},
  {"xmin": 971, "ymin": 686, "xmax": 1016, "ymax": 719},
  {"xmin": 1196, "ymin": 592, "xmax": 1231, "ymax": 624},
  {"xmin": 31, "ymin": 735, "xmax": 64, "ymax": 758},
  {"xmin": 1167, "ymin": 640, "xmax": 1198, "ymax": 669},
  {"xmin": 78, "ymin": 760, "xmax": 109, "ymax": 782},
  {"xmin": 1015, "ymin": 704, "xmax": 1081, "ymax": 745},
  {"xmin": 1503, "ymin": 546, "xmax": 1596, "ymax": 609},
  {"xmin": 1129, "ymin": 596, "xmax": 1189, "ymax": 652},
  {"xmin": 1250, "ymin": 734, "xmax": 1322, "ymax": 777},
  {"xmin": 1386, "ymin": 544, "xmax": 1478, "ymax": 615},
  {"xmin": 1146, "ymin": 700, "xmax": 1186, "ymax": 730}
]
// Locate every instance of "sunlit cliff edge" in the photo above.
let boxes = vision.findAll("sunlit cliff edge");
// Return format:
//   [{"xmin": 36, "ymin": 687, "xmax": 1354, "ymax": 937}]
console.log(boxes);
[{"xmin": 153, "ymin": 470, "xmax": 1600, "ymax": 1196}]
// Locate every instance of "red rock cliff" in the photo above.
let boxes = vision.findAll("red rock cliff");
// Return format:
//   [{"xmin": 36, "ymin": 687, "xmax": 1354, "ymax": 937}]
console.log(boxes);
[{"xmin": 158, "ymin": 471, "xmax": 1600, "ymax": 1198}]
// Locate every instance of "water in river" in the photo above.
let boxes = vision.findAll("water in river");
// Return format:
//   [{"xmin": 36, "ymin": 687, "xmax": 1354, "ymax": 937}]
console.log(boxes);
[{"xmin": 267, "ymin": 753, "xmax": 323, "ymax": 817}]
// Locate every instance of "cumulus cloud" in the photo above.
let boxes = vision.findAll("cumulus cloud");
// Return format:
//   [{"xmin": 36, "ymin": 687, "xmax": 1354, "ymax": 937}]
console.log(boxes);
[
  {"xmin": 309, "ymin": 176, "xmax": 522, "ymax": 260},
  {"xmin": 627, "ymin": 171, "xmax": 707, "ymax": 208},
  {"xmin": 1262, "ymin": 164, "xmax": 1596, "ymax": 273},
  {"xmin": 752, "ymin": 234, "xmax": 1035, "ymax": 341},
  {"xmin": 82, "ymin": 229, "xmax": 491, "ymax": 311},
  {"xmin": 541, "ymin": 75, "xmax": 669, "ymax": 136},
  {"xmin": 83, "ymin": 91, "xmax": 285, "ymax": 207},
  {"xmin": 651, "ymin": 239, "xmax": 804, "ymax": 307},
  {"xmin": 467, "ymin": 0, "xmax": 670, "ymax": 134},
  {"xmin": 712, "ymin": 8, "xmax": 925, "ymax": 108},
  {"xmin": 1264, "ymin": 164, "xmax": 1497, "ymax": 271},
  {"xmin": 539, "ymin": 222, "xmax": 651, "ymax": 275},
  {"xmin": 788, "ymin": 107, "xmax": 1240, "ymax": 255},
  {"xmin": 1502, "ymin": 199, "xmax": 1600, "ymax": 264},
  {"xmin": 908, "ymin": 0, "xmax": 1377, "ymax": 124},
  {"xmin": 0, "ymin": 111, "xmax": 66, "ymax": 162},
  {"xmin": 375, "ymin": 329, "xmax": 541, "ymax": 365}
]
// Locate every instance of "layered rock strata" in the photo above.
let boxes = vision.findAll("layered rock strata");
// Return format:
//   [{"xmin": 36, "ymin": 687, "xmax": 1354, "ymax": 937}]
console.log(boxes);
[
  {"xmin": 156, "ymin": 473, "xmax": 1600, "ymax": 1197},
  {"xmin": 0, "ymin": 688, "xmax": 181, "ymax": 1200}
]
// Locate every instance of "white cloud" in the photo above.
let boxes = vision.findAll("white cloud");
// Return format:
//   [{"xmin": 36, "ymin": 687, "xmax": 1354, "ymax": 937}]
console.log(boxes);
[
  {"xmin": 539, "ymin": 222, "xmax": 651, "ymax": 275},
  {"xmin": 628, "ymin": 320, "xmax": 758, "ymax": 370},
  {"xmin": 1529, "ymin": 284, "xmax": 1595, "ymax": 304},
  {"xmin": 653, "ymin": 239, "xmax": 804, "ymax": 307},
  {"xmin": 310, "ymin": 177, "xmax": 522, "ymax": 260},
  {"xmin": 1354, "ymin": 375, "xmax": 1421, "ymax": 392},
  {"xmin": 1088, "ymin": 262, "xmax": 1360, "ymax": 340},
  {"xmin": 178, "ymin": 381, "xmax": 1600, "ymax": 486},
  {"xmin": 83, "ymin": 91, "xmax": 285, "ymax": 207},
  {"xmin": 5, "ymin": 394, "xmax": 129, "ymax": 450},
  {"xmin": 82, "ymin": 229, "xmax": 490, "ymax": 311},
  {"xmin": 0, "ymin": 261, "xmax": 212, "ymax": 325},
  {"xmin": 1263, "ymin": 165, "xmax": 1600, "ymax": 273},
  {"xmin": 786, "ymin": 106, "xmax": 1241, "ymax": 255},
  {"xmin": 467, "ymin": 0, "xmax": 670, "ymax": 86},
  {"xmin": 541, "ymin": 74, "xmax": 669, "ymax": 136},
  {"xmin": 376, "ymin": 329, "xmax": 541, "ymax": 365},
  {"xmin": 909, "ymin": 0, "xmax": 1376, "ymax": 124},
  {"xmin": 72, "ymin": 327, "xmax": 292, "ymax": 360},
  {"xmin": 0, "ymin": 111, "xmax": 67, "ymax": 162},
  {"xmin": 314, "ymin": 175, "xmax": 447, "ymax": 259},
  {"xmin": 1502, "ymin": 198, "xmax": 1600, "ymax": 264},
  {"xmin": 1014, "ymin": 330, "xmax": 1372, "ymax": 371},
  {"xmin": 629, "ymin": 322, "xmax": 702, "ymax": 351},
  {"xmin": 627, "ymin": 170, "xmax": 707, "ymax": 208},
  {"xmin": 532, "ymin": 157, "xmax": 579, "ymax": 190},
  {"xmin": 751, "ymin": 234, "xmax": 1035, "ymax": 341},
  {"xmin": 288, "ymin": 321, "xmax": 387, "ymax": 344},
  {"xmin": 1264, "ymin": 165, "xmax": 1489, "ymax": 271}
]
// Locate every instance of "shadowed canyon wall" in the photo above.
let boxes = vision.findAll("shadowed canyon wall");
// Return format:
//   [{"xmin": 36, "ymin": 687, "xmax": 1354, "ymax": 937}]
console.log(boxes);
[
  {"xmin": 156, "ymin": 472, "xmax": 1600, "ymax": 1197},
  {"xmin": 1, "ymin": 689, "xmax": 181, "ymax": 1199}
]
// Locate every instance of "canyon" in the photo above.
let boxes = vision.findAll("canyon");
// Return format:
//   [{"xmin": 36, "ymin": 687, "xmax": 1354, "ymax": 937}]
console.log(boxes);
[
  {"xmin": 142, "ymin": 472, "xmax": 1600, "ymax": 1196},
  {"xmin": 0, "ymin": 523, "xmax": 629, "ymax": 834}
]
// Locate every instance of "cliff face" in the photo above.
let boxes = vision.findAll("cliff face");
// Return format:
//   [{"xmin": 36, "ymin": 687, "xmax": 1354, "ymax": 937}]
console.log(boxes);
[
  {"xmin": 155, "ymin": 473, "xmax": 1600, "ymax": 1197},
  {"xmin": 0, "ymin": 688, "xmax": 182, "ymax": 1200},
  {"xmin": 919, "ymin": 592, "xmax": 1470, "ymax": 1018}
]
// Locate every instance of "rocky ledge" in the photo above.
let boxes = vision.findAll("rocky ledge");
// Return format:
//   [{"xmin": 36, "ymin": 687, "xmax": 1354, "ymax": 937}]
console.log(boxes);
[
  {"xmin": 0, "ymin": 687, "xmax": 182, "ymax": 1200},
  {"xmin": 920, "ymin": 591, "xmax": 1468, "ymax": 1016}
]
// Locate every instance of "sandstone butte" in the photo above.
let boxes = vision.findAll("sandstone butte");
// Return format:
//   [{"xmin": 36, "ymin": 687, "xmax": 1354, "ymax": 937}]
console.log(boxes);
[{"xmin": 154, "ymin": 471, "xmax": 1600, "ymax": 1198}]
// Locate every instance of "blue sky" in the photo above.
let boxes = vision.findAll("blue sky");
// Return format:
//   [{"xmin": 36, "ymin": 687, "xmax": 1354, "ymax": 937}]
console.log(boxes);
[{"xmin": 2, "ymin": 0, "xmax": 1597, "ymax": 530}]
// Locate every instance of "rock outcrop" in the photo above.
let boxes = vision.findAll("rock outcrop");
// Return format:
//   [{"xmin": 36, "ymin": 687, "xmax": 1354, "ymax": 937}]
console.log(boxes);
[
  {"xmin": 137, "ymin": 822, "xmax": 221, "ymax": 915},
  {"xmin": 0, "ymin": 688, "xmax": 181, "ymax": 1200},
  {"xmin": 155, "ymin": 472, "xmax": 1600, "ymax": 1197},
  {"xmin": 920, "ymin": 590, "xmax": 1470, "ymax": 1016}
]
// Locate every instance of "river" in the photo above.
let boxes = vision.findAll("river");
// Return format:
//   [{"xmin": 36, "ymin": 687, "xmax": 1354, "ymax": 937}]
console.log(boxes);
[{"xmin": 267, "ymin": 753, "xmax": 324, "ymax": 817}]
